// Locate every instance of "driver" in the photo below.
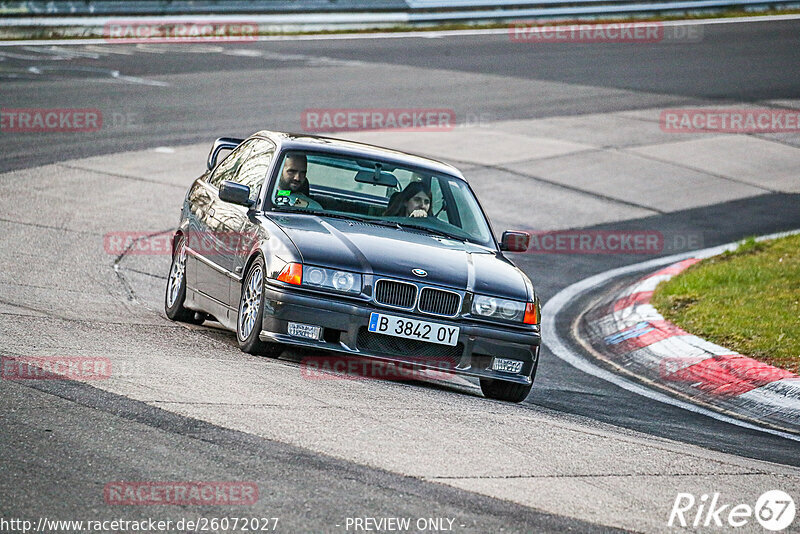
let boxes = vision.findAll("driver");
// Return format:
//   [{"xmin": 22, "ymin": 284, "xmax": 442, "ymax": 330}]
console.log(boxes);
[{"xmin": 275, "ymin": 153, "xmax": 322, "ymax": 210}]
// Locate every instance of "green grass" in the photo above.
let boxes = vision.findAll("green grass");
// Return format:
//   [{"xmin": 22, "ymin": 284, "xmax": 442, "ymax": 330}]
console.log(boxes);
[{"xmin": 651, "ymin": 233, "xmax": 800, "ymax": 374}]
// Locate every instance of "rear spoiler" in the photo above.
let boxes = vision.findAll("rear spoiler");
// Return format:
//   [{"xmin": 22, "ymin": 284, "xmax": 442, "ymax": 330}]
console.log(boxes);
[{"xmin": 207, "ymin": 137, "xmax": 244, "ymax": 171}]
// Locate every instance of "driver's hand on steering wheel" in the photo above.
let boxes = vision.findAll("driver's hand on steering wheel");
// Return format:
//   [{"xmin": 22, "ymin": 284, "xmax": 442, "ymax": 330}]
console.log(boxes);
[{"xmin": 409, "ymin": 209, "xmax": 428, "ymax": 218}]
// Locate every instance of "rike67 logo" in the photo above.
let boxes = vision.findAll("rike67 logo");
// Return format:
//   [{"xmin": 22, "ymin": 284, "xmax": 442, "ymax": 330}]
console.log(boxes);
[{"xmin": 669, "ymin": 490, "xmax": 796, "ymax": 531}]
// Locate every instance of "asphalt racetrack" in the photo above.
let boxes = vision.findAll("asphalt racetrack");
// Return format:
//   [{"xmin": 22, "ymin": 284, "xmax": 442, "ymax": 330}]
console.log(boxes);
[{"xmin": 1, "ymin": 17, "xmax": 799, "ymax": 533}]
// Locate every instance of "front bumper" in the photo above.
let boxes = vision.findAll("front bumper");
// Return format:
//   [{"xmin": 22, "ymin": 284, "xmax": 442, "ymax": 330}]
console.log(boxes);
[{"xmin": 258, "ymin": 283, "xmax": 541, "ymax": 385}]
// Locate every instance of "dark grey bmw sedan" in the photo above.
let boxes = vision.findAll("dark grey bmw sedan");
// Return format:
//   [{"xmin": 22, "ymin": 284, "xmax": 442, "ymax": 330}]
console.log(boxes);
[{"xmin": 166, "ymin": 130, "xmax": 540, "ymax": 402}]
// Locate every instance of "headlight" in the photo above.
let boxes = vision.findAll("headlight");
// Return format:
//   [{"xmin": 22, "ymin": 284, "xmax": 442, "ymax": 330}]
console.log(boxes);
[
  {"xmin": 332, "ymin": 271, "xmax": 357, "ymax": 292},
  {"xmin": 472, "ymin": 295, "xmax": 531, "ymax": 323},
  {"xmin": 303, "ymin": 265, "xmax": 361, "ymax": 295}
]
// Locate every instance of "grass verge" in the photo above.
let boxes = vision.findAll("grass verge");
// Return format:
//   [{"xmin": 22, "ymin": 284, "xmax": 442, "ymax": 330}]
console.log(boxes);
[{"xmin": 652, "ymin": 233, "xmax": 800, "ymax": 374}]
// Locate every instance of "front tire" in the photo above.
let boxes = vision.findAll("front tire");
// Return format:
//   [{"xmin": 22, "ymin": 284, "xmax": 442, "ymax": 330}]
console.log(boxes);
[
  {"xmin": 480, "ymin": 352, "xmax": 538, "ymax": 402},
  {"xmin": 165, "ymin": 235, "xmax": 204, "ymax": 324},
  {"xmin": 237, "ymin": 256, "xmax": 283, "ymax": 357},
  {"xmin": 479, "ymin": 378, "xmax": 532, "ymax": 403}
]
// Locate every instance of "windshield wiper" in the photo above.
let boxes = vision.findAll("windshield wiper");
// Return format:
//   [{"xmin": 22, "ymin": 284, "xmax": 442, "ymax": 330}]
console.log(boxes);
[
  {"xmin": 273, "ymin": 209, "xmax": 468, "ymax": 239},
  {"xmin": 315, "ymin": 212, "xmax": 402, "ymax": 228},
  {"xmin": 328, "ymin": 213, "xmax": 400, "ymax": 226},
  {"xmin": 275, "ymin": 208, "xmax": 401, "ymax": 229},
  {"xmin": 396, "ymin": 222, "xmax": 466, "ymax": 242}
]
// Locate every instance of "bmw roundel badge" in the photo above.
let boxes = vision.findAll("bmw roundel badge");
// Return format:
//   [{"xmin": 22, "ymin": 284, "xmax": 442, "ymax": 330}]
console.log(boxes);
[{"xmin": 412, "ymin": 268, "xmax": 428, "ymax": 277}]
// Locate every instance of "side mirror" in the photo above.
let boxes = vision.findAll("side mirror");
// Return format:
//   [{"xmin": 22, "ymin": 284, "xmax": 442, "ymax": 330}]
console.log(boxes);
[
  {"xmin": 500, "ymin": 231, "xmax": 530, "ymax": 252},
  {"xmin": 219, "ymin": 181, "xmax": 253, "ymax": 207},
  {"xmin": 207, "ymin": 137, "xmax": 244, "ymax": 170}
]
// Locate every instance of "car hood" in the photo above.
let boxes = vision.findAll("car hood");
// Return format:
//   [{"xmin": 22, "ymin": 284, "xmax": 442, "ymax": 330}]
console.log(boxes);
[{"xmin": 270, "ymin": 214, "xmax": 530, "ymax": 300}]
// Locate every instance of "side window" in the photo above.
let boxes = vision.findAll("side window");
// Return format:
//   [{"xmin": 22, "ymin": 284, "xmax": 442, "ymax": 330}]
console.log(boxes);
[
  {"xmin": 208, "ymin": 140, "xmax": 254, "ymax": 188},
  {"xmin": 447, "ymin": 179, "xmax": 491, "ymax": 243},
  {"xmin": 234, "ymin": 139, "xmax": 276, "ymax": 204}
]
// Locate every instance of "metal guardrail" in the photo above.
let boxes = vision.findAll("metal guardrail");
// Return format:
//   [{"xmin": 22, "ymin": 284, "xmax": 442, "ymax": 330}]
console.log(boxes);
[
  {"xmin": 2, "ymin": 0, "xmax": 799, "ymax": 16},
  {"xmin": 0, "ymin": 0, "xmax": 797, "ymax": 33},
  {"xmin": 0, "ymin": 1, "xmax": 408, "ymax": 15},
  {"xmin": 407, "ymin": 0, "xmax": 799, "ymax": 21}
]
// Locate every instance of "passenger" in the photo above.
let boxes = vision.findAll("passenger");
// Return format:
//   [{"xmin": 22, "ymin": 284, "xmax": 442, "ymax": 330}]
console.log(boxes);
[
  {"xmin": 384, "ymin": 181, "xmax": 432, "ymax": 218},
  {"xmin": 275, "ymin": 153, "xmax": 322, "ymax": 210}
]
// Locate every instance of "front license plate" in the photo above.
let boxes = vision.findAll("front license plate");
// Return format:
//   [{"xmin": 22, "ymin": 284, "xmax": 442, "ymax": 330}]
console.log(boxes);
[
  {"xmin": 368, "ymin": 312, "xmax": 459, "ymax": 346},
  {"xmin": 492, "ymin": 357, "xmax": 523, "ymax": 374}
]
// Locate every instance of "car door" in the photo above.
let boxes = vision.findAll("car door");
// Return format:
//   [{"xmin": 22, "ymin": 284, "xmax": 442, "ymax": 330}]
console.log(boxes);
[
  {"xmin": 194, "ymin": 140, "xmax": 254, "ymax": 306},
  {"xmin": 184, "ymin": 180, "xmax": 213, "ymax": 292},
  {"xmin": 212, "ymin": 138, "xmax": 277, "ymax": 309}
]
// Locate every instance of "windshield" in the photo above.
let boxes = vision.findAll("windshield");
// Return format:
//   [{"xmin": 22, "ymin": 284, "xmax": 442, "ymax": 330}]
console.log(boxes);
[{"xmin": 268, "ymin": 150, "xmax": 495, "ymax": 246}]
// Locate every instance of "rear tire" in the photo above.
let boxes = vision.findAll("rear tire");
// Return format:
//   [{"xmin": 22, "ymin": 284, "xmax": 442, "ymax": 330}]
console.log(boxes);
[
  {"xmin": 165, "ymin": 235, "xmax": 205, "ymax": 324},
  {"xmin": 237, "ymin": 256, "xmax": 283, "ymax": 357}
]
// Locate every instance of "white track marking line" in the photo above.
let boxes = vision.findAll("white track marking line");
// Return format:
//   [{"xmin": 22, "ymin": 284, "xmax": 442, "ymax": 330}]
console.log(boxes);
[{"xmin": 541, "ymin": 229, "xmax": 800, "ymax": 442}]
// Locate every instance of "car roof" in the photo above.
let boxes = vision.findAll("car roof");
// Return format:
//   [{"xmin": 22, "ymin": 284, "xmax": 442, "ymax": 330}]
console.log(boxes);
[{"xmin": 251, "ymin": 130, "xmax": 466, "ymax": 181}]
